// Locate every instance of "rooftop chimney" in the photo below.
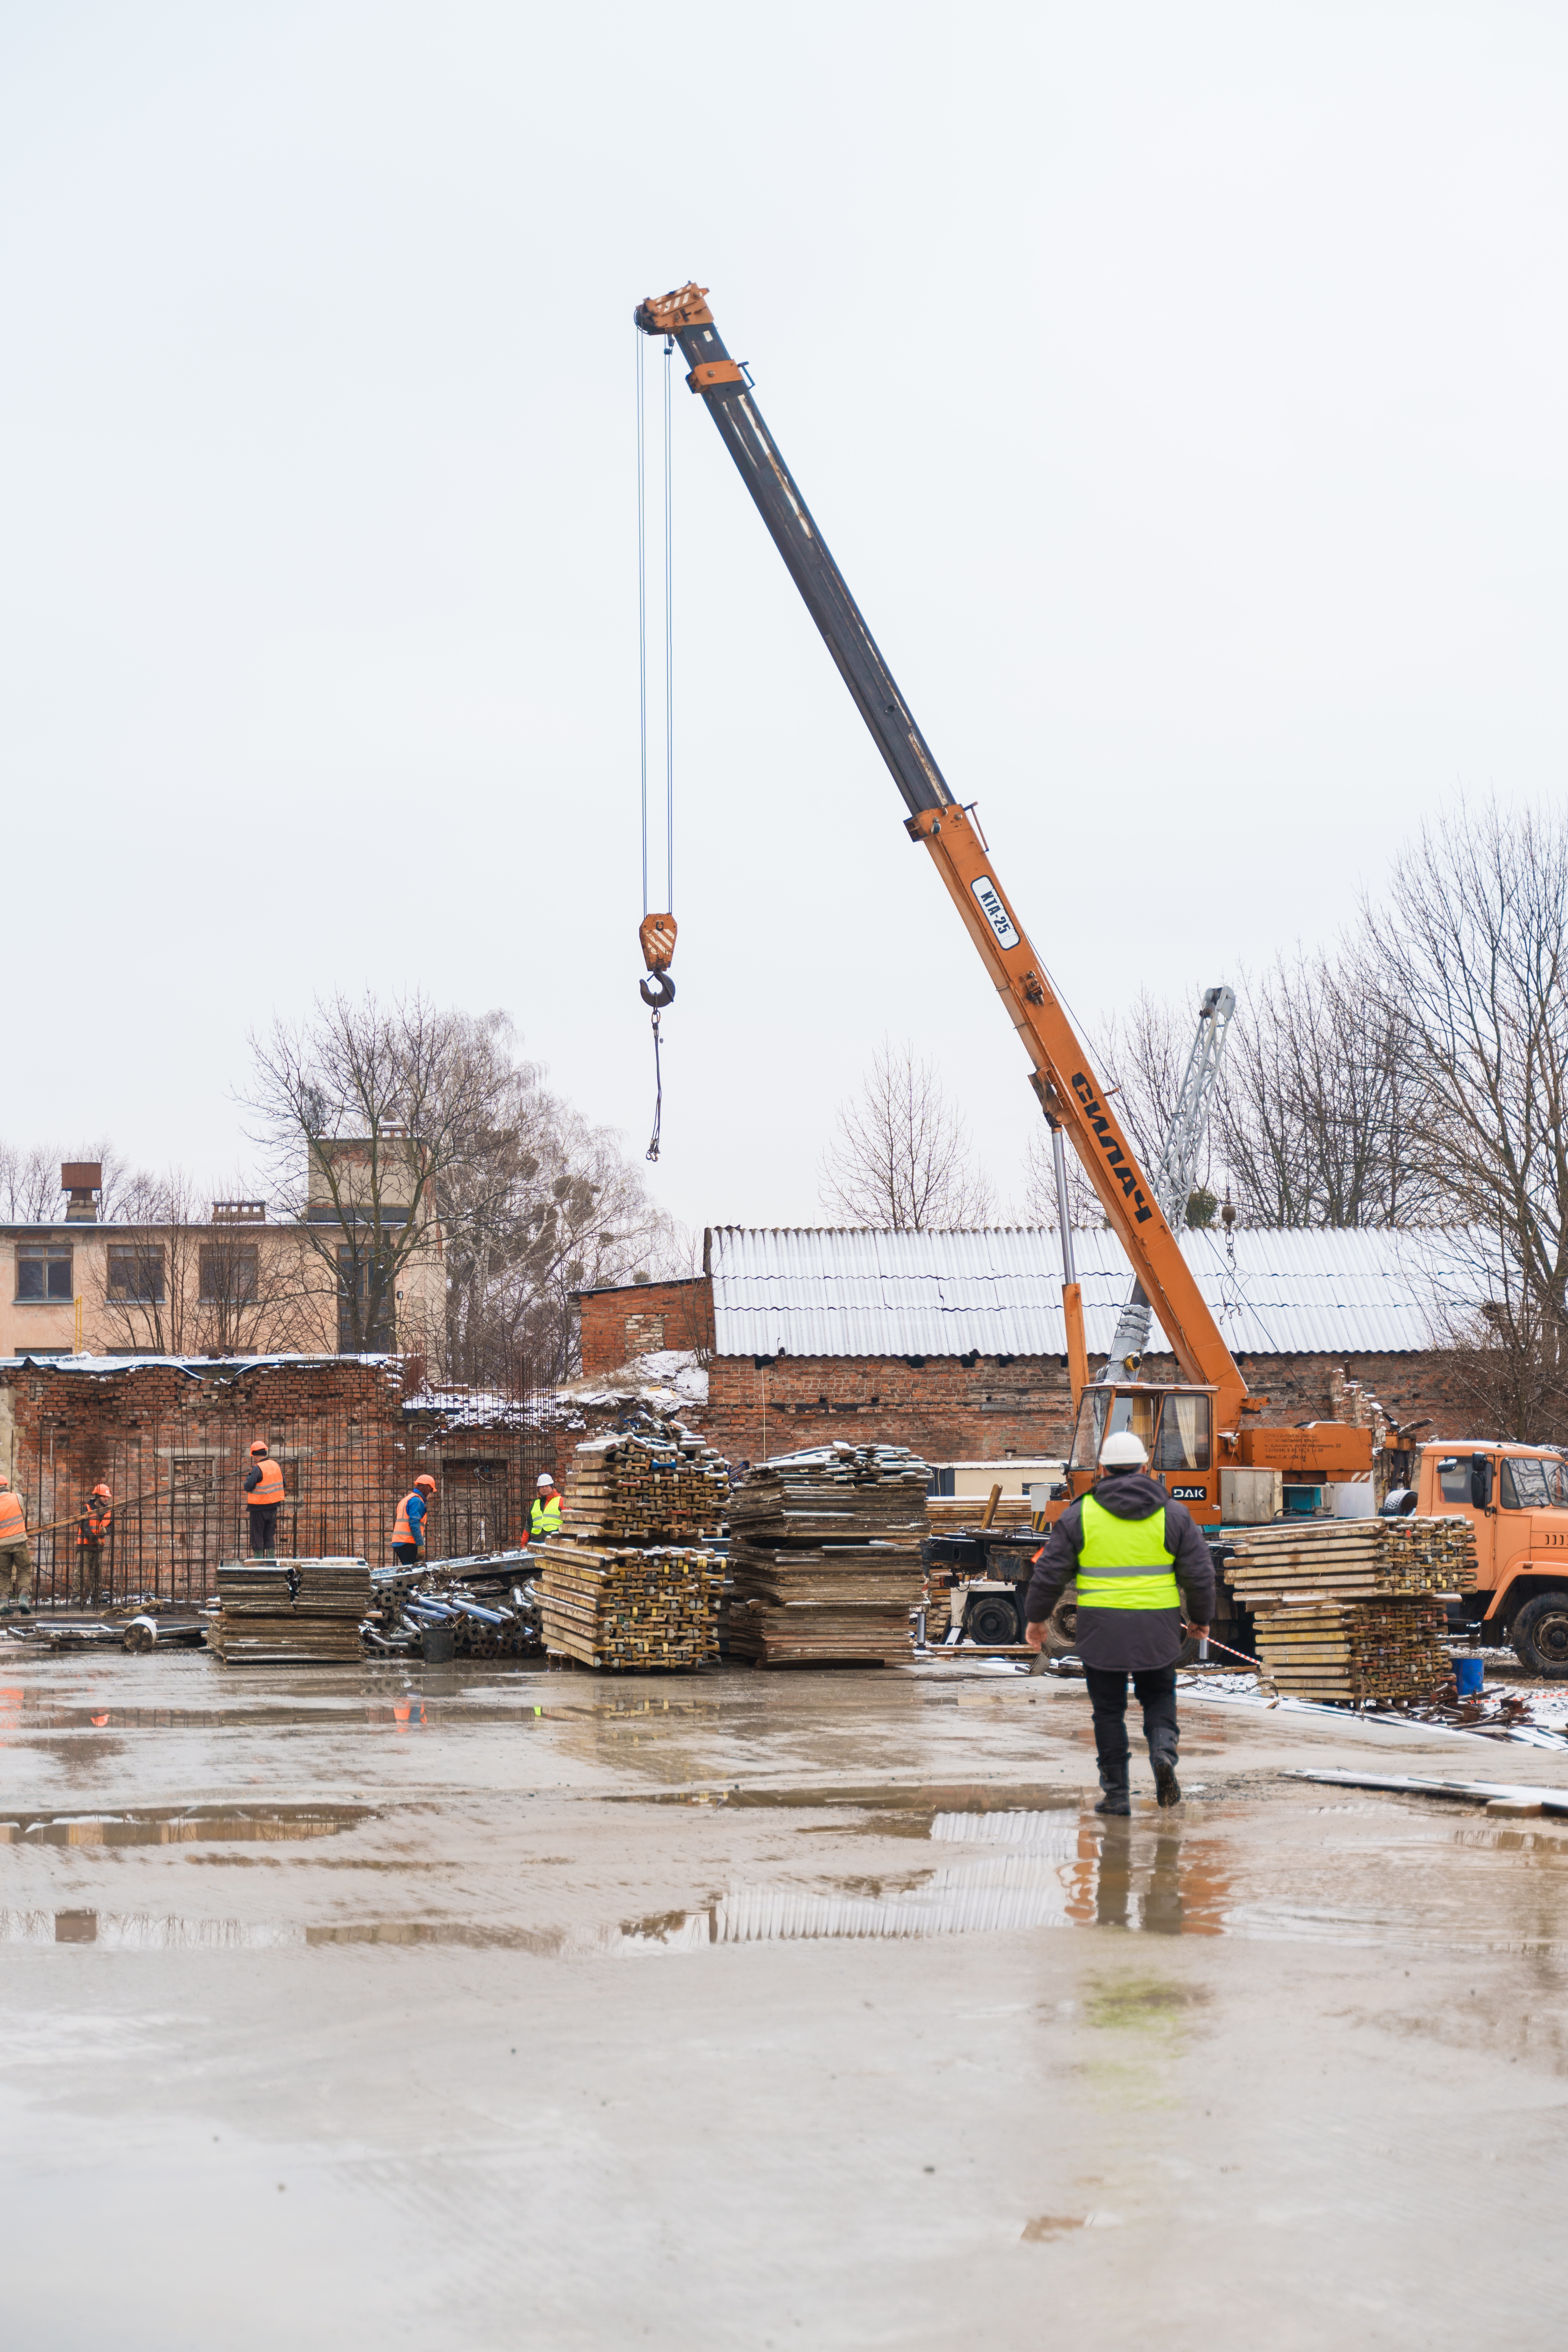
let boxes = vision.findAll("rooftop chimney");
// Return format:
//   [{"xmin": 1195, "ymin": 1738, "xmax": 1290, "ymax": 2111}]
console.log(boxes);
[{"xmin": 61, "ymin": 1162, "xmax": 102, "ymax": 1224}]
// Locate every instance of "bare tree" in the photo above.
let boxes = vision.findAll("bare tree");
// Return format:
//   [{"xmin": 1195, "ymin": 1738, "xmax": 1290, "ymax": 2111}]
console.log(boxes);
[
  {"xmin": 820, "ymin": 1040, "xmax": 993, "ymax": 1229},
  {"xmin": 1216, "ymin": 951, "xmax": 1434, "ymax": 1229},
  {"xmin": 0, "ymin": 1138, "xmax": 148, "ymax": 1223},
  {"xmin": 243, "ymin": 993, "xmax": 521, "ymax": 1354},
  {"xmin": 1371, "ymin": 798, "xmax": 1568, "ymax": 1412},
  {"xmin": 443, "ymin": 1080, "xmax": 683, "ymax": 1385},
  {"xmin": 93, "ymin": 1169, "xmax": 330, "ymax": 1356}
]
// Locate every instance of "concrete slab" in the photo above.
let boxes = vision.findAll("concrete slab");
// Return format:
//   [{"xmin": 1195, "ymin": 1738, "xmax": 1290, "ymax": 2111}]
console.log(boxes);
[{"xmin": 0, "ymin": 1653, "xmax": 1564, "ymax": 2348}]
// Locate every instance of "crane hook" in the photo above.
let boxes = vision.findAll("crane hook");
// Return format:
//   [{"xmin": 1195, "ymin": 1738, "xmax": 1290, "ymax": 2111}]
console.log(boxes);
[{"xmin": 639, "ymin": 970, "xmax": 676, "ymax": 1009}]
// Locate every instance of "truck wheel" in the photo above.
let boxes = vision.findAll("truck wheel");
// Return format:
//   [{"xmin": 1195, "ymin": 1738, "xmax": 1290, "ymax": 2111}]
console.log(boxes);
[
  {"xmin": 1511, "ymin": 1592, "xmax": 1568, "ymax": 1677},
  {"xmin": 1044, "ymin": 1592, "xmax": 1077, "ymax": 1656},
  {"xmin": 966, "ymin": 1592, "xmax": 1021, "ymax": 1646}
]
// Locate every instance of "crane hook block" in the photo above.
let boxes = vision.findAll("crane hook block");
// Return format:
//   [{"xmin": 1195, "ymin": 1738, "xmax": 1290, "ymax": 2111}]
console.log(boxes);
[
  {"xmin": 639, "ymin": 913, "xmax": 677, "ymax": 972},
  {"xmin": 640, "ymin": 971, "xmax": 676, "ymax": 1009}
]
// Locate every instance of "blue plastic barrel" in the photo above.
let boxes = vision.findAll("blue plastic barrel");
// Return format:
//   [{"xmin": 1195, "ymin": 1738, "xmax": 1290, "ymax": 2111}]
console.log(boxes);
[{"xmin": 1454, "ymin": 1655, "xmax": 1484, "ymax": 1698}]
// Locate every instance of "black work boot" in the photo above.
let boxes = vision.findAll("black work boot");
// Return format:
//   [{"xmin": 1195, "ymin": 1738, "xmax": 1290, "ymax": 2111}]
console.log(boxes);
[
  {"xmin": 1150, "ymin": 1741, "xmax": 1181, "ymax": 1808},
  {"xmin": 1094, "ymin": 1770, "xmax": 1131, "ymax": 1818}
]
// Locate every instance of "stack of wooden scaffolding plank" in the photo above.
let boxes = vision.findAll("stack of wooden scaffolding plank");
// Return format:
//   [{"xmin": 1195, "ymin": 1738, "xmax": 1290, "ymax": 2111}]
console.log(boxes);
[
  {"xmin": 207, "ymin": 1559, "xmax": 372, "ymax": 1666},
  {"xmin": 533, "ymin": 1541, "xmax": 723, "ymax": 1670},
  {"xmin": 1226, "ymin": 1517, "xmax": 1477, "ymax": 1703},
  {"xmin": 537, "ymin": 1419, "xmax": 728, "ymax": 1672},
  {"xmin": 727, "ymin": 1443, "xmax": 929, "ymax": 1666},
  {"xmin": 559, "ymin": 1432, "xmax": 728, "ymax": 1545}
]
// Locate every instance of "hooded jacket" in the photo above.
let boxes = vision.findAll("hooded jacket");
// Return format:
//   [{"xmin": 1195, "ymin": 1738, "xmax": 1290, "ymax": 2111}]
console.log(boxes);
[{"xmin": 1024, "ymin": 1468, "xmax": 1217, "ymax": 1672}]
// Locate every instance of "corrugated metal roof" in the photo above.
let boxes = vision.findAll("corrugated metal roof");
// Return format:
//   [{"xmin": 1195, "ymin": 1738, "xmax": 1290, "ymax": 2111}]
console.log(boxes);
[{"xmin": 706, "ymin": 1226, "xmax": 1481, "ymax": 1360}]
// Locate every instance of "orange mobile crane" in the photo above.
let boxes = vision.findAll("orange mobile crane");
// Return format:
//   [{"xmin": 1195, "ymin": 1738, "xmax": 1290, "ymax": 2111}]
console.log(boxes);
[{"xmin": 634, "ymin": 282, "xmax": 1373, "ymax": 1539}]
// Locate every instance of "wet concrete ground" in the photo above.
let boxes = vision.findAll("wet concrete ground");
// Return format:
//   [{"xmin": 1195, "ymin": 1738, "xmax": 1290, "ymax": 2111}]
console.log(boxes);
[{"xmin": 2, "ymin": 1655, "xmax": 1566, "ymax": 2348}]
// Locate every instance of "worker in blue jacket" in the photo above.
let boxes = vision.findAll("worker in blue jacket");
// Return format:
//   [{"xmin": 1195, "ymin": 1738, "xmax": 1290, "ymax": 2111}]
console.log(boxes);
[{"xmin": 392, "ymin": 1474, "xmax": 438, "ymax": 1565}]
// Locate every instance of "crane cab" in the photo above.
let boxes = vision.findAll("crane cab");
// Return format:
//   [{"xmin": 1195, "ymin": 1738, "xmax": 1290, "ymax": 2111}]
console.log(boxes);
[{"xmin": 1063, "ymin": 1382, "xmax": 1219, "ymax": 1523}]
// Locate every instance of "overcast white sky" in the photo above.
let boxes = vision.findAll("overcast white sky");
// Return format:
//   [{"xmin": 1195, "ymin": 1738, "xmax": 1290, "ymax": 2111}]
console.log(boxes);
[{"xmin": 3, "ymin": 1, "xmax": 1565, "ymax": 1238}]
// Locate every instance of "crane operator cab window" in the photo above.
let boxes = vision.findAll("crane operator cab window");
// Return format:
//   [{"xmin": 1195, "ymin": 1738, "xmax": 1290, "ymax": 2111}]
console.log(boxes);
[
  {"xmin": 1068, "ymin": 1389, "xmax": 1211, "ymax": 1475},
  {"xmin": 1152, "ymin": 1393, "xmax": 1212, "ymax": 1475}
]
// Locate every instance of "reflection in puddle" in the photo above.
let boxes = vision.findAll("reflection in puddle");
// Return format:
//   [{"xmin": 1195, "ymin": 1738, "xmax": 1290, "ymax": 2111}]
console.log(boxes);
[
  {"xmin": 0, "ymin": 1812, "xmax": 1232, "ymax": 1955},
  {"xmin": 0, "ymin": 1807, "xmax": 370, "ymax": 1848}
]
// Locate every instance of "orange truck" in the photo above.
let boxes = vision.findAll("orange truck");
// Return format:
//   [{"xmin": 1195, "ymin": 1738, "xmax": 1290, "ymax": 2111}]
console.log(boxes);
[{"xmin": 1393, "ymin": 1444, "xmax": 1568, "ymax": 1675}]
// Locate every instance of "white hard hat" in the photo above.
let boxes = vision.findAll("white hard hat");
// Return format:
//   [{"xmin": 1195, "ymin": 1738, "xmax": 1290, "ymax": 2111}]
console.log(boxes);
[
  {"xmin": 537, "ymin": 1473, "xmax": 555, "ymax": 1489},
  {"xmin": 1100, "ymin": 1432, "xmax": 1148, "ymax": 1469}
]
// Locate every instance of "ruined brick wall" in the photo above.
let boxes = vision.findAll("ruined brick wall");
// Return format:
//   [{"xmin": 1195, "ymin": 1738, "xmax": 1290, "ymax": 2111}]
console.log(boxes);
[
  {"xmin": 576, "ymin": 1279, "xmax": 714, "ymax": 1377},
  {"xmin": 702, "ymin": 1348, "xmax": 1490, "ymax": 1467},
  {"xmin": 0, "ymin": 1356, "xmax": 567, "ymax": 1602}
]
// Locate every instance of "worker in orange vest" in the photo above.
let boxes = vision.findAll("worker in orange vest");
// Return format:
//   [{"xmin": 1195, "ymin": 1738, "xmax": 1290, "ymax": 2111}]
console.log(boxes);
[
  {"xmin": 76, "ymin": 1483, "xmax": 113, "ymax": 1608},
  {"xmin": 392, "ymin": 1473, "xmax": 437, "ymax": 1566},
  {"xmin": 0, "ymin": 1476, "xmax": 32, "ymax": 1615},
  {"xmin": 244, "ymin": 1439, "xmax": 285, "ymax": 1558}
]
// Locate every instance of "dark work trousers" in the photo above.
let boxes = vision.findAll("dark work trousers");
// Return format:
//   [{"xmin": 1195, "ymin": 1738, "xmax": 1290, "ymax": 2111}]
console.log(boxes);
[
  {"xmin": 1084, "ymin": 1664, "xmax": 1180, "ymax": 1786},
  {"xmin": 392, "ymin": 1543, "xmax": 420, "ymax": 1566},
  {"xmin": 248, "ymin": 1504, "xmax": 279, "ymax": 1558}
]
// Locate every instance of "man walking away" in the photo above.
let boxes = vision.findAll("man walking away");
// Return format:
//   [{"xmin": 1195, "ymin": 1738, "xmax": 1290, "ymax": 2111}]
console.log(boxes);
[
  {"xmin": 0, "ymin": 1476, "xmax": 31, "ymax": 1616},
  {"xmin": 392, "ymin": 1474, "xmax": 438, "ymax": 1566},
  {"xmin": 527, "ymin": 1473, "xmax": 564, "ymax": 1543},
  {"xmin": 244, "ymin": 1439, "xmax": 285, "ymax": 1559},
  {"xmin": 76, "ymin": 1483, "xmax": 113, "ymax": 1606},
  {"xmin": 1024, "ymin": 1430, "xmax": 1215, "ymax": 1815}
]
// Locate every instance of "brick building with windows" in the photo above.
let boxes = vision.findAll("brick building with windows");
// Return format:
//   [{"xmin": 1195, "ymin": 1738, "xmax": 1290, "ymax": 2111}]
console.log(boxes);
[{"xmin": 0, "ymin": 1162, "xmax": 443, "ymax": 1363}]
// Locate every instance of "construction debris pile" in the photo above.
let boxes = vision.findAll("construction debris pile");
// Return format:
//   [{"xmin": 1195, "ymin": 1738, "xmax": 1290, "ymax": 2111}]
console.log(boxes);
[
  {"xmin": 536, "ymin": 1419, "xmax": 727, "ymax": 1672},
  {"xmin": 208, "ymin": 1559, "xmax": 371, "ymax": 1667},
  {"xmin": 560, "ymin": 1431, "xmax": 729, "ymax": 1543},
  {"xmin": 727, "ymin": 1443, "xmax": 929, "ymax": 1667},
  {"xmin": 1227, "ymin": 1518, "xmax": 1478, "ymax": 1703},
  {"xmin": 367, "ymin": 1549, "xmax": 542, "ymax": 1661}
]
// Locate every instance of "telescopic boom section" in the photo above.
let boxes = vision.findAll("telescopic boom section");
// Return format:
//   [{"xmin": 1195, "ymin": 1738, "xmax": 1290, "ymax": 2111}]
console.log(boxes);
[{"xmin": 635, "ymin": 283, "xmax": 1246, "ymax": 1419}]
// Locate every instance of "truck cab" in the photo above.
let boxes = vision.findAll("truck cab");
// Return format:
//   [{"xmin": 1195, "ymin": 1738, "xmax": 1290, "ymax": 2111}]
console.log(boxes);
[{"xmin": 1409, "ymin": 1441, "xmax": 1568, "ymax": 1674}]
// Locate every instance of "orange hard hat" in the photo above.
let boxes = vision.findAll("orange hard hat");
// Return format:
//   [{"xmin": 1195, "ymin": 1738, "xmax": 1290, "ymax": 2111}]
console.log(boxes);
[
  {"xmin": 249, "ymin": 1439, "xmax": 267, "ymax": 1456},
  {"xmin": 0, "ymin": 1475, "xmax": 8, "ymax": 1490},
  {"xmin": 92, "ymin": 1483, "xmax": 111, "ymax": 1499},
  {"xmin": 414, "ymin": 1474, "xmax": 436, "ymax": 1492}
]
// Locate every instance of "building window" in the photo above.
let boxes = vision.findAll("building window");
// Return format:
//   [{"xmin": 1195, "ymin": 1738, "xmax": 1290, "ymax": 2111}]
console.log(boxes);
[
  {"xmin": 108, "ymin": 1245, "xmax": 166, "ymax": 1303},
  {"xmin": 16, "ymin": 1244, "xmax": 72, "ymax": 1302},
  {"xmin": 198, "ymin": 1241, "xmax": 259, "ymax": 1304},
  {"xmin": 337, "ymin": 1246, "xmax": 396, "ymax": 1350}
]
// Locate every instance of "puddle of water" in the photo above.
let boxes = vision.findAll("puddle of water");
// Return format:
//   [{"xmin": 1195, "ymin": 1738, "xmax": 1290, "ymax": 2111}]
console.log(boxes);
[
  {"xmin": 0, "ymin": 1806, "xmax": 370, "ymax": 1848},
  {"xmin": 639, "ymin": 1782, "xmax": 1085, "ymax": 1814}
]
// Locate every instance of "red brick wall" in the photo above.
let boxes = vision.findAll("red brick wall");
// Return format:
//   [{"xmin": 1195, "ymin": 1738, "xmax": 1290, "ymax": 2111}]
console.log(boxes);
[
  {"xmin": 577, "ymin": 1279, "xmax": 714, "ymax": 1377},
  {"xmin": 702, "ymin": 1349, "xmax": 1493, "ymax": 1466}
]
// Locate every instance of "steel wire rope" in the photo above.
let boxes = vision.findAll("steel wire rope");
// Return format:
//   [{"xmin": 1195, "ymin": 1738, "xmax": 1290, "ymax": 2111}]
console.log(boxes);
[
  {"xmin": 636, "ymin": 328, "xmax": 649, "ymax": 917},
  {"xmin": 663, "ymin": 331, "xmax": 675, "ymax": 914}
]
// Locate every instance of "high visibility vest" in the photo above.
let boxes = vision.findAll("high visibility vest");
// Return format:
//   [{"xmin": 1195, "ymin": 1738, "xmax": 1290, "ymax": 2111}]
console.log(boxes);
[
  {"xmin": 392, "ymin": 1492, "xmax": 423, "ymax": 1547},
  {"xmin": 0, "ymin": 1491, "xmax": 24, "ymax": 1544},
  {"xmin": 79, "ymin": 1505, "xmax": 112, "ymax": 1545},
  {"xmin": 1076, "ymin": 1493, "xmax": 1180, "ymax": 1612},
  {"xmin": 529, "ymin": 1492, "xmax": 562, "ymax": 1538},
  {"xmin": 249, "ymin": 1458, "xmax": 285, "ymax": 1508}
]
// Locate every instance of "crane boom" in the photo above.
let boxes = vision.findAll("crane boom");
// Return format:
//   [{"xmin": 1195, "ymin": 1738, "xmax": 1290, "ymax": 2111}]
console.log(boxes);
[{"xmin": 636, "ymin": 281, "xmax": 1247, "ymax": 1423}]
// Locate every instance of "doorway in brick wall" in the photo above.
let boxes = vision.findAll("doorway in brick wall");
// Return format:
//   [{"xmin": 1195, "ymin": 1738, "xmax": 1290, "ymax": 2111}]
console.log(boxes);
[{"xmin": 436, "ymin": 1459, "xmax": 516, "ymax": 1558}]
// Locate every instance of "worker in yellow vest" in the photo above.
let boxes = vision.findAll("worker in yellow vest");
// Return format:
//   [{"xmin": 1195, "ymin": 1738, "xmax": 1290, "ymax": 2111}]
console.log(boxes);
[
  {"xmin": 1023, "ymin": 1430, "xmax": 1215, "ymax": 1814},
  {"xmin": 0, "ymin": 1475, "xmax": 31, "ymax": 1615},
  {"xmin": 392, "ymin": 1474, "xmax": 438, "ymax": 1565},
  {"xmin": 527, "ymin": 1473, "xmax": 563, "ymax": 1542},
  {"xmin": 244, "ymin": 1439, "xmax": 286, "ymax": 1558}
]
